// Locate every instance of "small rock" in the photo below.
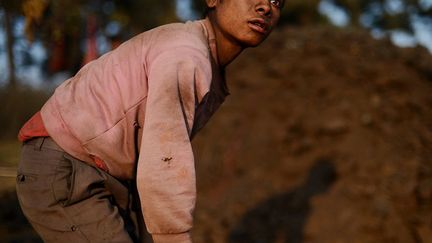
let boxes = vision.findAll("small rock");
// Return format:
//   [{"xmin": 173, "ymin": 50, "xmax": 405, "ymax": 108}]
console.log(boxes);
[
  {"xmin": 361, "ymin": 113, "xmax": 373, "ymax": 126},
  {"xmin": 372, "ymin": 194, "xmax": 390, "ymax": 218},
  {"xmin": 416, "ymin": 225, "xmax": 432, "ymax": 243},
  {"xmin": 416, "ymin": 179, "xmax": 432, "ymax": 202},
  {"xmin": 370, "ymin": 94, "xmax": 381, "ymax": 108},
  {"xmin": 319, "ymin": 119, "xmax": 349, "ymax": 135}
]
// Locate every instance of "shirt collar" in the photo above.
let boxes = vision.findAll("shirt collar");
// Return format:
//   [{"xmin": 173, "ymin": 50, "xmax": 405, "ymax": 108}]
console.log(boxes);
[{"xmin": 199, "ymin": 17, "xmax": 219, "ymax": 66}]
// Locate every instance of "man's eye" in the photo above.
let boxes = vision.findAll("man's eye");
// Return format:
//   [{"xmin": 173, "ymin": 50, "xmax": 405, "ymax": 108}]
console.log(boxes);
[{"xmin": 270, "ymin": 0, "xmax": 282, "ymax": 8}]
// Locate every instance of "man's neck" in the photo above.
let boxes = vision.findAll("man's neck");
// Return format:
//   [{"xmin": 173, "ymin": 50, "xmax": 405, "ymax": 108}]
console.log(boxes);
[{"xmin": 207, "ymin": 14, "xmax": 244, "ymax": 67}]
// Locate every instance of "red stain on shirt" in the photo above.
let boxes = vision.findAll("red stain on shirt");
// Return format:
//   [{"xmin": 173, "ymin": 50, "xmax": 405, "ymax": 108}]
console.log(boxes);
[{"xmin": 18, "ymin": 111, "xmax": 49, "ymax": 142}]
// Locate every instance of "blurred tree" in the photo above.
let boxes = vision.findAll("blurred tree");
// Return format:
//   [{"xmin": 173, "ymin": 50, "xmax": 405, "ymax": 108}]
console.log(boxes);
[
  {"xmin": 191, "ymin": 0, "xmax": 207, "ymax": 18},
  {"xmin": 280, "ymin": 0, "xmax": 326, "ymax": 25},
  {"xmin": 22, "ymin": 0, "xmax": 47, "ymax": 41},
  {"xmin": 36, "ymin": 0, "xmax": 178, "ymax": 74},
  {"xmin": 192, "ymin": 0, "xmax": 431, "ymax": 33},
  {"xmin": 119, "ymin": 0, "xmax": 178, "ymax": 33},
  {"xmin": 3, "ymin": 8, "xmax": 17, "ymax": 88},
  {"xmin": 1, "ymin": 0, "xmax": 430, "ymax": 87},
  {"xmin": 333, "ymin": 0, "xmax": 431, "ymax": 33},
  {"xmin": 1, "ymin": 0, "xmax": 178, "ymax": 83},
  {"xmin": 0, "ymin": 0, "xmax": 24, "ymax": 88},
  {"xmin": 333, "ymin": 0, "xmax": 370, "ymax": 27}
]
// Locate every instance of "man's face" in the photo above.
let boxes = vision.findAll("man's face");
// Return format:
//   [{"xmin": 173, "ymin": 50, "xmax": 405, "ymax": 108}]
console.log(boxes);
[{"xmin": 209, "ymin": 0, "xmax": 283, "ymax": 47}]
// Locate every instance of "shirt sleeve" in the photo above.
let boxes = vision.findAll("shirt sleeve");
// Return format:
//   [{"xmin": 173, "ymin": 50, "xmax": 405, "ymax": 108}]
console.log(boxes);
[{"xmin": 136, "ymin": 47, "xmax": 211, "ymax": 243}]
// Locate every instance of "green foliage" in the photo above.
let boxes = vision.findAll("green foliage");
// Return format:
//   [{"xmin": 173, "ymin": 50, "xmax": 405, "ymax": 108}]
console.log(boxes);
[{"xmin": 0, "ymin": 86, "xmax": 50, "ymax": 139}]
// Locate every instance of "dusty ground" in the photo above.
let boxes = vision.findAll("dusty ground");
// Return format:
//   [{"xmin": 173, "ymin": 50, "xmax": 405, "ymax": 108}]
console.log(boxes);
[
  {"xmin": 1, "ymin": 24, "xmax": 432, "ymax": 243},
  {"xmin": 191, "ymin": 25, "xmax": 432, "ymax": 243}
]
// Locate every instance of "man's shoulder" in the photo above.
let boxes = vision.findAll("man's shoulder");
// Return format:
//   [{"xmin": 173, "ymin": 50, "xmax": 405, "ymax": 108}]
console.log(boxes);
[{"xmin": 147, "ymin": 20, "xmax": 209, "ymax": 56}]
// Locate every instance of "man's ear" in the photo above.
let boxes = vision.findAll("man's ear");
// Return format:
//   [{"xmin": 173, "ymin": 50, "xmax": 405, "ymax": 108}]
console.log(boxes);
[{"xmin": 206, "ymin": 0, "xmax": 217, "ymax": 8}]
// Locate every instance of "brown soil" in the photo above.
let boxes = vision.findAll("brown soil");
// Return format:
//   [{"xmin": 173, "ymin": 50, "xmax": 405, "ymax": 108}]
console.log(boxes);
[{"xmin": 192, "ymin": 25, "xmax": 432, "ymax": 243}]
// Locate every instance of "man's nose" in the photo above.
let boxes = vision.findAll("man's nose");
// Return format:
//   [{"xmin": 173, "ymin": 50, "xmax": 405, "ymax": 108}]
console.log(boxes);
[{"xmin": 255, "ymin": 0, "xmax": 272, "ymax": 17}]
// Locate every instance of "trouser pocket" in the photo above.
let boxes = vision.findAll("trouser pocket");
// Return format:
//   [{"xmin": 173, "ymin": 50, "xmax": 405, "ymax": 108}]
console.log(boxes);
[
  {"xmin": 59, "ymin": 154, "xmax": 107, "ymax": 206},
  {"xmin": 16, "ymin": 144, "xmax": 74, "ymax": 232}
]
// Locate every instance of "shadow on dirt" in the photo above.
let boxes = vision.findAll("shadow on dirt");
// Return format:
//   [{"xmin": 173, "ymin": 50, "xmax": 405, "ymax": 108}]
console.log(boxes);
[
  {"xmin": 228, "ymin": 158, "xmax": 337, "ymax": 243},
  {"xmin": 0, "ymin": 190, "xmax": 41, "ymax": 243}
]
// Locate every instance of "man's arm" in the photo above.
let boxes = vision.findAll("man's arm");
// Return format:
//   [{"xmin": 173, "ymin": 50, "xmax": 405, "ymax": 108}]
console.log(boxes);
[{"xmin": 136, "ymin": 47, "xmax": 211, "ymax": 243}]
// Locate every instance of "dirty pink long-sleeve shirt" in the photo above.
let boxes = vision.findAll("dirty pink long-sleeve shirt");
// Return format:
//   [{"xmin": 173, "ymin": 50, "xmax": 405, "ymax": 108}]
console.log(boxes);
[{"xmin": 40, "ymin": 18, "xmax": 229, "ymax": 242}]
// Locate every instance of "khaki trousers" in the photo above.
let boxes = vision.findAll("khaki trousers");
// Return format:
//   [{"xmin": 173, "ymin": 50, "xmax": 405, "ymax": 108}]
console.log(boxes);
[{"xmin": 16, "ymin": 137, "xmax": 151, "ymax": 243}]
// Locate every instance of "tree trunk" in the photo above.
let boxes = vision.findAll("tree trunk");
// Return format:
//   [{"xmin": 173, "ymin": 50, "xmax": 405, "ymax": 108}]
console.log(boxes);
[{"xmin": 4, "ymin": 9, "xmax": 17, "ymax": 88}]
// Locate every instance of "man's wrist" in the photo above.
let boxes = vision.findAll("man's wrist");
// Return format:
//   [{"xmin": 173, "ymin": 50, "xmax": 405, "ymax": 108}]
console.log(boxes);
[{"xmin": 151, "ymin": 232, "xmax": 192, "ymax": 243}]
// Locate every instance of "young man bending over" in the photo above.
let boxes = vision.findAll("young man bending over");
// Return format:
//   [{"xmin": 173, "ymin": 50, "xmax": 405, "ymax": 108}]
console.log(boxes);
[{"xmin": 16, "ymin": 0, "xmax": 284, "ymax": 242}]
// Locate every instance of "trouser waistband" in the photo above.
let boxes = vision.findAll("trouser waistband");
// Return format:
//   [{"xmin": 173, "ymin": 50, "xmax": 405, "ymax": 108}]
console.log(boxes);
[{"xmin": 24, "ymin": 137, "xmax": 64, "ymax": 152}]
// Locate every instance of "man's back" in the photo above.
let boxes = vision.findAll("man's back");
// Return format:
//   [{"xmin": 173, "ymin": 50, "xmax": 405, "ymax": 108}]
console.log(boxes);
[{"xmin": 41, "ymin": 20, "xmax": 214, "ymax": 179}]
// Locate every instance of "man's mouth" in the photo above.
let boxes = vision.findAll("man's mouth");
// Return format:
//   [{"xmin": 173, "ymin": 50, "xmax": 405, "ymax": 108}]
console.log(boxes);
[{"xmin": 248, "ymin": 18, "xmax": 269, "ymax": 34}]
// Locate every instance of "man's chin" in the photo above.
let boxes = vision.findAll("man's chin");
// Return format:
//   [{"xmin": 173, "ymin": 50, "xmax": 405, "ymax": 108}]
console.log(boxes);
[{"xmin": 241, "ymin": 36, "xmax": 268, "ymax": 48}]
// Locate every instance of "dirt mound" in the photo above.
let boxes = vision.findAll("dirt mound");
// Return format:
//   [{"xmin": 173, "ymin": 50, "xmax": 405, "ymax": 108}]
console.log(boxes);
[{"xmin": 192, "ymin": 25, "xmax": 432, "ymax": 243}]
